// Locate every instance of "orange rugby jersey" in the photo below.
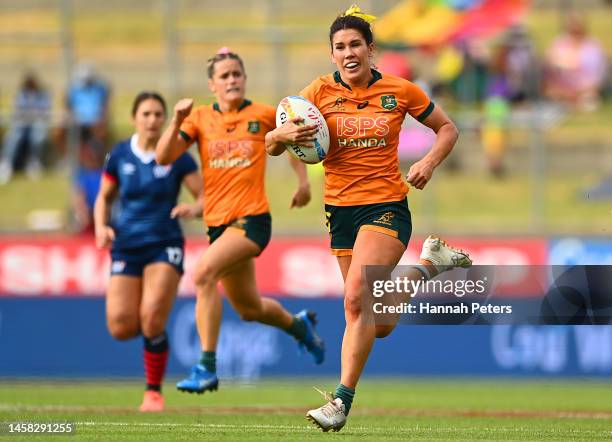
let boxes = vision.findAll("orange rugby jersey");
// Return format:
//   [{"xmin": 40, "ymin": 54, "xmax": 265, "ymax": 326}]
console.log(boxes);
[
  {"xmin": 179, "ymin": 100, "xmax": 274, "ymax": 226},
  {"xmin": 300, "ymin": 70, "xmax": 434, "ymax": 206}
]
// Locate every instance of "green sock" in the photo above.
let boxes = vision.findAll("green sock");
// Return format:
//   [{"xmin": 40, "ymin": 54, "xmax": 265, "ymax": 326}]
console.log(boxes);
[
  {"xmin": 199, "ymin": 351, "xmax": 216, "ymax": 374},
  {"xmin": 334, "ymin": 384, "xmax": 355, "ymax": 415},
  {"xmin": 286, "ymin": 316, "xmax": 307, "ymax": 341}
]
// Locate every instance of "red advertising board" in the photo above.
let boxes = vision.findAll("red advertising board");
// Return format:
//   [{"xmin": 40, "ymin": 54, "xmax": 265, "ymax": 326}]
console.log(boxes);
[{"xmin": 0, "ymin": 236, "xmax": 547, "ymax": 297}]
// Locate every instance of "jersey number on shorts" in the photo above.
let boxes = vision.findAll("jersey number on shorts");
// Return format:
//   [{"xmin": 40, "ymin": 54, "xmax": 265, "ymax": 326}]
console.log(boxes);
[{"xmin": 166, "ymin": 247, "xmax": 183, "ymax": 265}]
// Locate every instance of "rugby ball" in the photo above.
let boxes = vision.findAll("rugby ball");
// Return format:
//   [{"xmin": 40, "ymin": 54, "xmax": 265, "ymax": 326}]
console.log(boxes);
[{"xmin": 275, "ymin": 96, "xmax": 330, "ymax": 164}]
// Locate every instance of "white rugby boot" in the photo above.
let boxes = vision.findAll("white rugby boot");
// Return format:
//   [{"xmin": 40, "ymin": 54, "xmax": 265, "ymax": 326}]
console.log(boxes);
[
  {"xmin": 420, "ymin": 235, "xmax": 472, "ymax": 273},
  {"xmin": 306, "ymin": 388, "xmax": 347, "ymax": 432}
]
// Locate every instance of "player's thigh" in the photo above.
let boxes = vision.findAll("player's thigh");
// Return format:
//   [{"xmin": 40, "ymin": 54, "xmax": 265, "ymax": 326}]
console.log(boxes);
[
  {"xmin": 140, "ymin": 262, "xmax": 181, "ymax": 331},
  {"xmin": 344, "ymin": 230, "xmax": 406, "ymax": 315},
  {"xmin": 345, "ymin": 198, "xmax": 411, "ymax": 296},
  {"xmin": 347, "ymin": 229, "xmax": 405, "ymax": 282},
  {"xmin": 220, "ymin": 258, "xmax": 262, "ymax": 318},
  {"xmin": 106, "ymin": 275, "xmax": 142, "ymax": 334},
  {"xmin": 347, "ymin": 230, "xmax": 406, "ymax": 277},
  {"xmin": 194, "ymin": 229, "xmax": 261, "ymax": 285}
]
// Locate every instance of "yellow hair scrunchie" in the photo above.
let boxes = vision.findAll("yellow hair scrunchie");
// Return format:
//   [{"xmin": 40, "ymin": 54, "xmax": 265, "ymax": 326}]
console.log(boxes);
[{"xmin": 342, "ymin": 4, "xmax": 377, "ymax": 23}]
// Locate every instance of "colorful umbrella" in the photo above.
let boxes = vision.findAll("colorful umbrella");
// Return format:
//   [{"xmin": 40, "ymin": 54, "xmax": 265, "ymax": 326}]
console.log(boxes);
[{"xmin": 375, "ymin": 0, "xmax": 531, "ymax": 48}]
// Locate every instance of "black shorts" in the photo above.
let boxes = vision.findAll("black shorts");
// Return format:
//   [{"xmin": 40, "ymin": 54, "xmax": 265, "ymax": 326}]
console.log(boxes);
[
  {"xmin": 207, "ymin": 212, "xmax": 272, "ymax": 255},
  {"xmin": 324, "ymin": 199, "xmax": 412, "ymax": 256}
]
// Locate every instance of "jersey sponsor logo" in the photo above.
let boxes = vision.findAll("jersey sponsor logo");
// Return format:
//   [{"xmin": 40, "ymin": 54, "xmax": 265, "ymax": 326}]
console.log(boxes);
[
  {"xmin": 121, "ymin": 163, "xmax": 136, "ymax": 175},
  {"xmin": 336, "ymin": 116, "xmax": 389, "ymax": 149},
  {"xmin": 373, "ymin": 211, "xmax": 395, "ymax": 226},
  {"xmin": 357, "ymin": 101, "xmax": 369, "ymax": 109},
  {"xmin": 208, "ymin": 140, "xmax": 254, "ymax": 159},
  {"xmin": 247, "ymin": 121, "xmax": 260, "ymax": 133},
  {"xmin": 338, "ymin": 138, "xmax": 387, "ymax": 148},
  {"xmin": 153, "ymin": 164, "xmax": 171, "ymax": 178},
  {"xmin": 381, "ymin": 95, "xmax": 398, "ymax": 110},
  {"xmin": 337, "ymin": 117, "xmax": 389, "ymax": 137},
  {"xmin": 209, "ymin": 158, "xmax": 252, "ymax": 168},
  {"xmin": 208, "ymin": 140, "xmax": 254, "ymax": 169}
]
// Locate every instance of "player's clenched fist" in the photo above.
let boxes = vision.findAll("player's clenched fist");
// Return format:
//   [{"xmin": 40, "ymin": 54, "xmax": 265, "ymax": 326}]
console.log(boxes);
[
  {"xmin": 95, "ymin": 225, "xmax": 115, "ymax": 249},
  {"xmin": 406, "ymin": 159, "xmax": 434, "ymax": 190},
  {"xmin": 174, "ymin": 98, "xmax": 194, "ymax": 123}
]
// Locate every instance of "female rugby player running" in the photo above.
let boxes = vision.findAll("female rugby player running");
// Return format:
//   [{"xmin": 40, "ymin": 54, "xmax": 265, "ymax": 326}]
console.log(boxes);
[
  {"xmin": 95, "ymin": 91, "xmax": 202, "ymax": 412},
  {"xmin": 266, "ymin": 5, "xmax": 472, "ymax": 432},
  {"xmin": 156, "ymin": 48, "xmax": 325, "ymax": 396}
]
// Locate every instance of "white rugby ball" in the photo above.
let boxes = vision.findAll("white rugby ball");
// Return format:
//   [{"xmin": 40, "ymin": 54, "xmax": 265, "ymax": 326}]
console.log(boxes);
[{"xmin": 275, "ymin": 96, "xmax": 330, "ymax": 164}]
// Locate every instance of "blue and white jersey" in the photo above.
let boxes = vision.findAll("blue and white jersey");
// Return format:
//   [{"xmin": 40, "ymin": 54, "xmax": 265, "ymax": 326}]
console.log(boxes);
[{"xmin": 104, "ymin": 135, "xmax": 198, "ymax": 250}]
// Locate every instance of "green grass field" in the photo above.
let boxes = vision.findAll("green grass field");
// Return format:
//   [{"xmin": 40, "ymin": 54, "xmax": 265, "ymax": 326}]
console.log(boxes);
[{"xmin": 1, "ymin": 379, "xmax": 612, "ymax": 441}]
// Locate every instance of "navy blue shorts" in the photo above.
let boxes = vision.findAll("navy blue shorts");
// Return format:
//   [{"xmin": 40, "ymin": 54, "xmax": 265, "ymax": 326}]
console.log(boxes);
[{"xmin": 110, "ymin": 240, "xmax": 185, "ymax": 277}]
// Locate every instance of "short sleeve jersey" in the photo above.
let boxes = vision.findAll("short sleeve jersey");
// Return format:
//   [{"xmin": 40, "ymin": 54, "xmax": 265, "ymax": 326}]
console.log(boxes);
[
  {"xmin": 300, "ymin": 70, "xmax": 434, "ymax": 206},
  {"xmin": 103, "ymin": 135, "xmax": 198, "ymax": 250},
  {"xmin": 179, "ymin": 100, "xmax": 274, "ymax": 226}
]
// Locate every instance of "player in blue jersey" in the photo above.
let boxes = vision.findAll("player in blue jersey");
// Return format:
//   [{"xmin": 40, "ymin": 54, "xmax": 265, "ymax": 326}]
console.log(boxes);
[{"xmin": 94, "ymin": 91, "xmax": 202, "ymax": 412}]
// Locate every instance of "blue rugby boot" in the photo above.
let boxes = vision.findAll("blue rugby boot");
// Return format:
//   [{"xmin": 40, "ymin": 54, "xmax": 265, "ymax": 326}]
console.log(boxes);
[
  {"xmin": 295, "ymin": 310, "xmax": 325, "ymax": 365},
  {"xmin": 176, "ymin": 364, "xmax": 219, "ymax": 394}
]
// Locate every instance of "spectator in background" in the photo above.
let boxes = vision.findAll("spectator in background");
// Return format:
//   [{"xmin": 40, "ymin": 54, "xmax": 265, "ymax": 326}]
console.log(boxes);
[
  {"xmin": 72, "ymin": 126, "xmax": 106, "ymax": 234},
  {"xmin": 544, "ymin": 12, "xmax": 607, "ymax": 112},
  {"xmin": 67, "ymin": 62, "xmax": 110, "ymax": 142},
  {"xmin": 0, "ymin": 72, "xmax": 50, "ymax": 185},
  {"xmin": 451, "ymin": 39, "xmax": 490, "ymax": 103},
  {"xmin": 65, "ymin": 62, "xmax": 111, "ymax": 233},
  {"xmin": 500, "ymin": 25, "xmax": 539, "ymax": 104},
  {"xmin": 481, "ymin": 26, "xmax": 539, "ymax": 177}
]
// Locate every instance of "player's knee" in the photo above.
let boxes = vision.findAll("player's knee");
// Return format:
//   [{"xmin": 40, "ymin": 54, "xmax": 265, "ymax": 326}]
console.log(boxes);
[
  {"xmin": 193, "ymin": 262, "xmax": 218, "ymax": 289},
  {"xmin": 107, "ymin": 315, "xmax": 139, "ymax": 340},
  {"xmin": 140, "ymin": 308, "xmax": 166, "ymax": 337},
  {"xmin": 375, "ymin": 324, "xmax": 395, "ymax": 339},
  {"xmin": 343, "ymin": 281, "xmax": 364, "ymax": 321}
]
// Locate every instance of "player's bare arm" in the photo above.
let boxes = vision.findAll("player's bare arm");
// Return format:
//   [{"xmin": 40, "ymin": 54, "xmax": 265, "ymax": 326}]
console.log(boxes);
[
  {"xmin": 406, "ymin": 106, "xmax": 459, "ymax": 190},
  {"xmin": 93, "ymin": 175, "xmax": 118, "ymax": 249},
  {"xmin": 288, "ymin": 155, "xmax": 311, "ymax": 208},
  {"xmin": 171, "ymin": 171, "xmax": 204, "ymax": 219},
  {"xmin": 156, "ymin": 98, "xmax": 194, "ymax": 165}
]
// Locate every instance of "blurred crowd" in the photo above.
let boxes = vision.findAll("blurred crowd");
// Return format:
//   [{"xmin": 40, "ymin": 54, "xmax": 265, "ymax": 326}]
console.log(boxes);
[
  {"xmin": 379, "ymin": 12, "xmax": 609, "ymax": 177},
  {"xmin": 0, "ymin": 11, "xmax": 609, "ymax": 233},
  {"xmin": 0, "ymin": 61, "xmax": 111, "ymax": 232}
]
